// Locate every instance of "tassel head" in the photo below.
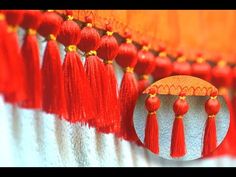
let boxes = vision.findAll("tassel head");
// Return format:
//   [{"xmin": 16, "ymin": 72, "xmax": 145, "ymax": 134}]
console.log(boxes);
[
  {"xmin": 191, "ymin": 54, "xmax": 211, "ymax": 81},
  {"xmin": 20, "ymin": 10, "xmax": 42, "ymax": 30},
  {"xmin": 38, "ymin": 11, "xmax": 63, "ymax": 38},
  {"xmin": 115, "ymin": 31, "xmax": 137, "ymax": 68},
  {"xmin": 152, "ymin": 49, "xmax": 173, "ymax": 81}
]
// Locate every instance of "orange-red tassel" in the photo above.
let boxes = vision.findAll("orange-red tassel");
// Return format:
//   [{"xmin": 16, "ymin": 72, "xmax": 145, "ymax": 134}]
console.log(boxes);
[
  {"xmin": 0, "ymin": 11, "xmax": 11, "ymax": 94},
  {"xmin": 202, "ymin": 92, "xmax": 220, "ymax": 156},
  {"xmin": 134, "ymin": 40, "xmax": 155, "ymax": 94},
  {"xmin": 152, "ymin": 47, "xmax": 173, "ymax": 81},
  {"xmin": 209, "ymin": 60, "xmax": 233, "ymax": 157},
  {"xmin": 38, "ymin": 11, "xmax": 67, "ymax": 118},
  {"xmin": 144, "ymin": 89, "xmax": 160, "ymax": 154},
  {"xmin": 172, "ymin": 51, "xmax": 191, "ymax": 76},
  {"xmin": 115, "ymin": 31, "xmax": 139, "ymax": 142},
  {"xmin": 170, "ymin": 92, "xmax": 189, "ymax": 158},
  {"xmin": 191, "ymin": 53, "xmax": 211, "ymax": 81},
  {"xmin": 20, "ymin": 10, "xmax": 42, "ymax": 109},
  {"xmin": 3, "ymin": 10, "xmax": 26, "ymax": 104},
  {"xmin": 77, "ymin": 16, "xmax": 108, "ymax": 127},
  {"xmin": 57, "ymin": 14, "xmax": 94, "ymax": 123},
  {"xmin": 96, "ymin": 24, "xmax": 120, "ymax": 134}
]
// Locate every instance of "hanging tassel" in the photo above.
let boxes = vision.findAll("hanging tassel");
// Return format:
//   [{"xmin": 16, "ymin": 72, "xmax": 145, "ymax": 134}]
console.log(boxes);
[
  {"xmin": 170, "ymin": 92, "xmax": 189, "ymax": 158},
  {"xmin": 0, "ymin": 11, "xmax": 10, "ymax": 94},
  {"xmin": 152, "ymin": 46, "xmax": 173, "ymax": 81},
  {"xmin": 57, "ymin": 13, "xmax": 94, "ymax": 123},
  {"xmin": 172, "ymin": 51, "xmax": 191, "ymax": 76},
  {"xmin": 38, "ymin": 11, "xmax": 67, "ymax": 118},
  {"xmin": 20, "ymin": 10, "xmax": 42, "ymax": 109},
  {"xmin": 134, "ymin": 40, "xmax": 155, "ymax": 94},
  {"xmin": 115, "ymin": 31, "xmax": 139, "ymax": 142},
  {"xmin": 209, "ymin": 59, "xmax": 234, "ymax": 157},
  {"xmin": 77, "ymin": 15, "xmax": 108, "ymax": 128},
  {"xmin": 202, "ymin": 91, "xmax": 220, "ymax": 156},
  {"xmin": 96, "ymin": 23, "xmax": 121, "ymax": 134},
  {"xmin": 144, "ymin": 88, "xmax": 160, "ymax": 154},
  {"xmin": 191, "ymin": 53, "xmax": 211, "ymax": 81},
  {"xmin": 3, "ymin": 10, "xmax": 27, "ymax": 104}
]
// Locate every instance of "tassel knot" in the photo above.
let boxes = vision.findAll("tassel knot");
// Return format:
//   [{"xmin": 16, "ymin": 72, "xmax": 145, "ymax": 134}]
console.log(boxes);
[
  {"xmin": 47, "ymin": 34, "xmax": 56, "ymax": 41},
  {"xmin": 103, "ymin": 59, "xmax": 113, "ymax": 65},
  {"xmin": 65, "ymin": 45, "xmax": 77, "ymax": 52},
  {"xmin": 124, "ymin": 67, "xmax": 134, "ymax": 73},
  {"xmin": 26, "ymin": 28, "xmax": 37, "ymax": 35},
  {"xmin": 86, "ymin": 50, "xmax": 97, "ymax": 57},
  {"xmin": 106, "ymin": 31, "xmax": 113, "ymax": 36}
]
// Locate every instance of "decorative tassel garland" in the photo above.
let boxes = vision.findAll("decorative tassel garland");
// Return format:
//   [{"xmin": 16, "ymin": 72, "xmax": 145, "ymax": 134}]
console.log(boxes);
[
  {"xmin": 38, "ymin": 11, "xmax": 67, "ymax": 118},
  {"xmin": 152, "ymin": 47, "xmax": 173, "ymax": 81},
  {"xmin": 144, "ymin": 88, "xmax": 160, "ymax": 154},
  {"xmin": 3, "ymin": 10, "xmax": 26, "ymax": 104},
  {"xmin": 202, "ymin": 91, "xmax": 220, "ymax": 156},
  {"xmin": 96, "ymin": 24, "xmax": 121, "ymax": 134},
  {"xmin": 191, "ymin": 53, "xmax": 211, "ymax": 81},
  {"xmin": 77, "ymin": 16, "xmax": 108, "ymax": 128},
  {"xmin": 115, "ymin": 31, "xmax": 139, "ymax": 142},
  {"xmin": 134, "ymin": 40, "xmax": 155, "ymax": 94},
  {"xmin": 20, "ymin": 10, "xmax": 42, "ymax": 109},
  {"xmin": 172, "ymin": 51, "xmax": 191, "ymax": 76},
  {"xmin": 0, "ymin": 11, "xmax": 11, "ymax": 94},
  {"xmin": 170, "ymin": 92, "xmax": 189, "ymax": 158},
  {"xmin": 57, "ymin": 13, "xmax": 95, "ymax": 123}
]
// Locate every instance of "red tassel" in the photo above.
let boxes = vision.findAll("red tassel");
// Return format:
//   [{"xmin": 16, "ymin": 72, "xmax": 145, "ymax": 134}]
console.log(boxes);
[
  {"xmin": 57, "ymin": 14, "xmax": 94, "ymax": 123},
  {"xmin": 191, "ymin": 53, "xmax": 211, "ymax": 81},
  {"xmin": 172, "ymin": 52, "xmax": 191, "ymax": 76},
  {"xmin": 115, "ymin": 31, "xmax": 139, "ymax": 142},
  {"xmin": 152, "ymin": 47, "xmax": 173, "ymax": 81},
  {"xmin": 0, "ymin": 11, "xmax": 10, "ymax": 94},
  {"xmin": 38, "ymin": 11, "xmax": 67, "ymax": 118},
  {"xmin": 96, "ymin": 24, "xmax": 120, "ymax": 134},
  {"xmin": 77, "ymin": 16, "xmax": 108, "ymax": 128},
  {"xmin": 134, "ymin": 40, "xmax": 155, "ymax": 94},
  {"xmin": 20, "ymin": 10, "xmax": 42, "ymax": 109},
  {"xmin": 202, "ymin": 92, "xmax": 220, "ymax": 156},
  {"xmin": 170, "ymin": 92, "xmax": 189, "ymax": 158},
  {"xmin": 144, "ymin": 90, "xmax": 160, "ymax": 154},
  {"xmin": 208, "ymin": 60, "xmax": 233, "ymax": 157},
  {"xmin": 3, "ymin": 10, "xmax": 27, "ymax": 104}
]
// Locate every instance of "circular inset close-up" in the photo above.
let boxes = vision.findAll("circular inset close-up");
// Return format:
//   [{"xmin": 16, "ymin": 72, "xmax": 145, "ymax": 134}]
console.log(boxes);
[{"xmin": 133, "ymin": 76, "xmax": 230, "ymax": 161}]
